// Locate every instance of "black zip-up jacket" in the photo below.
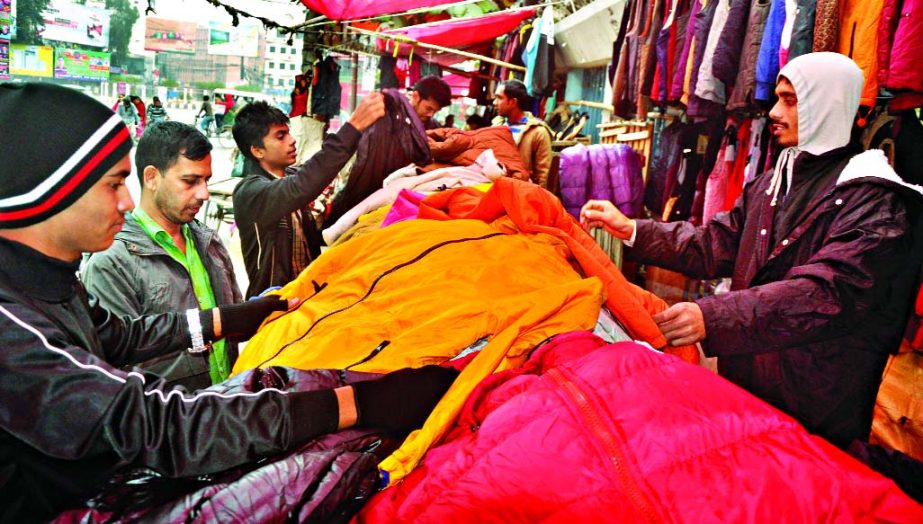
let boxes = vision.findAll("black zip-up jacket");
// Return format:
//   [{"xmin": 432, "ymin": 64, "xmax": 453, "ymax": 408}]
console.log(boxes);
[
  {"xmin": 0, "ymin": 238, "xmax": 337, "ymax": 521},
  {"xmin": 233, "ymin": 123, "xmax": 361, "ymax": 298}
]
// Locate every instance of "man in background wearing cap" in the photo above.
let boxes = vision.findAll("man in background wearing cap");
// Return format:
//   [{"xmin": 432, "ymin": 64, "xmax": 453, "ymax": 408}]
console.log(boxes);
[
  {"xmin": 0, "ymin": 83, "xmax": 457, "ymax": 521},
  {"xmin": 580, "ymin": 53, "xmax": 923, "ymax": 450},
  {"xmin": 83, "ymin": 121, "xmax": 242, "ymax": 390}
]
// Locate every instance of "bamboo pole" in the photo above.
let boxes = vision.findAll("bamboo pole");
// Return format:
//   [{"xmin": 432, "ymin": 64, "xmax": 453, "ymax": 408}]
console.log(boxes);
[
  {"xmin": 564, "ymin": 100, "xmax": 615, "ymax": 112},
  {"xmin": 347, "ymin": 26, "xmax": 527, "ymax": 72}
]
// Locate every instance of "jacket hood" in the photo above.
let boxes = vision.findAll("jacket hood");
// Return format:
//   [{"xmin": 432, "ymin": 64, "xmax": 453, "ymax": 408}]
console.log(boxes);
[
  {"xmin": 766, "ymin": 53, "xmax": 865, "ymax": 206},
  {"xmin": 778, "ymin": 52, "xmax": 864, "ymax": 156}
]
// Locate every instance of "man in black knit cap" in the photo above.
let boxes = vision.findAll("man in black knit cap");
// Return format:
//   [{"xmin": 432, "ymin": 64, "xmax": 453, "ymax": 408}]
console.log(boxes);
[{"xmin": 0, "ymin": 83, "xmax": 457, "ymax": 522}]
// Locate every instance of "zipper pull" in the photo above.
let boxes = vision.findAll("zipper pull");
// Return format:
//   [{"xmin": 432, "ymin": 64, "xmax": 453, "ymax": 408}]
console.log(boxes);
[{"xmin": 345, "ymin": 340, "xmax": 391, "ymax": 370}]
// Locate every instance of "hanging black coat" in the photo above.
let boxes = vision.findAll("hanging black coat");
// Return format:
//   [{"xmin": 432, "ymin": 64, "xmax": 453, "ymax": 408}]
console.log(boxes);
[
  {"xmin": 324, "ymin": 89, "xmax": 432, "ymax": 228},
  {"xmin": 311, "ymin": 56, "xmax": 342, "ymax": 119}
]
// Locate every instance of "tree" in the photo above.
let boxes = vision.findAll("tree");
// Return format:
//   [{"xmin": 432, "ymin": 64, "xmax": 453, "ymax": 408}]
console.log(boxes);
[
  {"xmin": 105, "ymin": 0, "xmax": 138, "ymax": 66},
  {"xmin": 11, "ymin": 0, "xmax": 51, "ymax": 45}
]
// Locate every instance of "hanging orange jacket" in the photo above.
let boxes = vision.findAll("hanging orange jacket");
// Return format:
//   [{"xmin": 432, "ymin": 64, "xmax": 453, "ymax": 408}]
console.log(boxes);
[{"xmin": 418, "ymin": 176, "xmax": 699, "ymax": 363}]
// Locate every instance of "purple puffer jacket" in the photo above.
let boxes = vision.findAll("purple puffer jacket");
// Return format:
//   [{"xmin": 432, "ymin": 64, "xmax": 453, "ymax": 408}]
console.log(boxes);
[
  {"xmin": 600, "ymin": 144, "xmax": 644, "ymax": 217},
  {"xmin": 558, "ymin": 143, "xmax": 591, "ymax": 219},
  {"xmin": 53, "ymin": 368, "xmax": 398, "ymax": 523}
]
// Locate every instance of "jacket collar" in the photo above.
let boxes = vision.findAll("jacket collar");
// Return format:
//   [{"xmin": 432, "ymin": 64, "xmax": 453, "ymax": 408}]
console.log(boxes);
[
  {"xmin": 0, "ymin": 236, "xmax": 80, "ymax": 302},
  {"xmin": 115, "ymin": 214, "xmax": 216, "ymax": 256}
]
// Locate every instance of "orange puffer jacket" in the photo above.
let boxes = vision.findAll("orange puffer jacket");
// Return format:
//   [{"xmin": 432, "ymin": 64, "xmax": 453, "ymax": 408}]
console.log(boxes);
[
  {"xmin": 418, "ymin": 176, "xmax": 699, "ymax": 362},
  {"xmin": 233, "ymin": 216, "xmax": 604, "ymax": 483}
]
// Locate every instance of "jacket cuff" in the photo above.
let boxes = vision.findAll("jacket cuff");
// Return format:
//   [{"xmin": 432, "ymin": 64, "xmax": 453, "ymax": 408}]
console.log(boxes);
[
  {"xmin": 695, "ymin": 295, "xmax": 722, "ymax": 358},
  {"xmin": 289, "ymin": 389, "xmax": 340, "ymax": 444}
]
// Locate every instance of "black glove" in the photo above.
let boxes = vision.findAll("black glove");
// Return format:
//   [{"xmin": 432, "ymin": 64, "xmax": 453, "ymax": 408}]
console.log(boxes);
[
  {"xmin": 201, "ymin": 296, "xmax": 289, "ymax": 341},
  {"xmin": 353, "ymin": 365, "xmax": 459, "ymax": 433}
]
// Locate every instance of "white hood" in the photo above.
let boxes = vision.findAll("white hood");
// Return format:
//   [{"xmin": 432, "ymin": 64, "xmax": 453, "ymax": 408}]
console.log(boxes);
[
  {"xmin": 778, "ymin": 52, "xmax": 864, "ymax": 156},
  {"xmin": 766, "ymin": 53, "xmax": 865, "ymax": 206}
]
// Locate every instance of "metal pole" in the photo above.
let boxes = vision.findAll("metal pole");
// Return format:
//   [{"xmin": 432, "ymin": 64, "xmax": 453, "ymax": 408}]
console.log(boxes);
[{"xmin": 350, "ymin": 52, "xmax": 358, "ymax": 111}]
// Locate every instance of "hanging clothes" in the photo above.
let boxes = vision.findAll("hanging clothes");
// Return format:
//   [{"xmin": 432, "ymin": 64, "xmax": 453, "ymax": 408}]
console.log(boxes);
[
  {"xmin": 812, "ymin": 0, "xmax": 838, "ymax": 52},
  {"xmin": 637, "ymin": 0, "xmax": 665, "ymax": 114},
  {"xmin": 686, "ymin": 0, "xmax": 725, "ymax": 119},
  {"xmin": 711, "ymin": 0, "xmax": 753, "ymax": 89},
  {"xmin": 311, "ymin": 56, "xmax": 342, "ymax": 119},
  {"xmin": 726, "ymin": 0, "xmax": 772, "ymax": 111},
  {"xmin": 378, "ymin": 54, "xmax": 400, "ymax": 89},
  {"xmin": 646, "ymin": 119, "xmax": 692, "ymax": 218},
  {"xmin": 722, "ymin": 116, "xmax": 755, "ymax": 209},
  {"xmin": 754, "ymin": 0, "xmax": 786, "ymax": 102},
  {"xmin": 778, "ymin": 0, "xmax": 799, "ymax": 67},
  {"xmin": 522, "ymin": 7, "xmax": 555, "ymax": 98},
  {"xmin": 670, "ymin": 0, "xmax": 702, "ymax": 102},
  {"xmin": 695, "ymin": 0, "xmax": 732, "ymax": 105},
  {"xmin": 880, "ymin": 0, "xmax": 923, "ymax": 109},
  {"xmin": 703, "ymin": 120, "xmax": 736, "ymax": 222},
  {"xmin": 835, "ymin": 0, "xmax": 885, "ymax": 107},
  {"xmin": 324, "ymin": 89, "xmax": 432, "ymax": 228},
  {"xmin": 787, "ymin": 0, "xmax": 817, "ymax": 61}
]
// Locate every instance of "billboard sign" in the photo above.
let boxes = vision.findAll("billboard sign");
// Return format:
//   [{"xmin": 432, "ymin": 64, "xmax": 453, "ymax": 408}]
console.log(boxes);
[
  {"xmin": 0, "ymin": 10, "xmax": 10, "ymax": 42},
  {"xmin": 144, "ymin": 17, "xmax": 196, "ymax": 54},
  {"xmin": 208, "ymin": 20, "xmax": 259, "ymax": 57},
  {"xmin": 54, "ymin": 47, "xmax": 109, "ymax": 81},
  {"xmin": 10, "ymin": 44, "xmax": 53, "ymax": 77},
  {"xmin": 0, "ymin": 42, "xmax": 9, "ymax": 80},
  {"xmin": 40, "ymin": 0, "xmax": 110, "ymax": 48}
]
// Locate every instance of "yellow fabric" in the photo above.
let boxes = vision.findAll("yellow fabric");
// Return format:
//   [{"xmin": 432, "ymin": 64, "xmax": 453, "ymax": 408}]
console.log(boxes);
[{"xmin": 233, "ymin": 218, "xmax": 603, "ymax": 482}]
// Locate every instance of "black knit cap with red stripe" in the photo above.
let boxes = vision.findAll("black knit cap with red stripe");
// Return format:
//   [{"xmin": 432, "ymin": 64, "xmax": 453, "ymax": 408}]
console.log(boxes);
[{"xmin": 0, "ymin": 82, "xmax": 132, "ymax": 228}]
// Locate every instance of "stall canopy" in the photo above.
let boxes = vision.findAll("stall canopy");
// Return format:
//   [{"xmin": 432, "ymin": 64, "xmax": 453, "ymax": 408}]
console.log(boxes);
[
  {"xmin": 300, "ymin": 0, "xmax": 468, "ymax": 21},
  {"xmin": 381, "ymin": 7, "xmax": 536, "ymax": 51}
]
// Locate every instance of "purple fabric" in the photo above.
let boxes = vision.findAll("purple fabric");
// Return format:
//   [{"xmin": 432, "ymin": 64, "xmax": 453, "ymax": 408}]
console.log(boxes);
[
  {"xmin": 671, "ymin": 0, "xmax": 702, "ymax": 100},
  {"xmin": 558, "ymin": 143, "xmax": 591, "ymax": 219},
  {"xmin": 655, "ymin": 23, "xmax": 671, "ymax": 102},
  {"xmin": 561, "ymin": 144, "xmax": 643, "ymax": 220},
  {"xmin": 382, "ymin": 189, "xmax": 427, "ymax": 227},
  {"xmin": 53, "ymin": 368, "xmax": 398, "ymax": 523},
  {"xmin": 604, "ymin": 144, "xmax": 644, "ymax": 218}
]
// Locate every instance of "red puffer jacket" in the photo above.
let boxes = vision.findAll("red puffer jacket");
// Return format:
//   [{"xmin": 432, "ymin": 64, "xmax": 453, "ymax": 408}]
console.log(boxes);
[{"xmin": 358, "ymin": 331, "xmax": 923, "ymax": 522}]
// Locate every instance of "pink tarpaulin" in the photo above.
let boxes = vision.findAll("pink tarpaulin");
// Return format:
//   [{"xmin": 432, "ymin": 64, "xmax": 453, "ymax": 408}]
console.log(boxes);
[
  {"xmin": 300, "ymin": 0, "xmax": 467, "ymax": 20},
  {"xmin": 381, "ymin": 7, "xmax": 536, "ymax": 52}
]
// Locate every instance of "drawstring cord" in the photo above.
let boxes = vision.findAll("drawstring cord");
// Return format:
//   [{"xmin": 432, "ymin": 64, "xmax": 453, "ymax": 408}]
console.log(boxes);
[{"xmin": 767, "ymin": 147, "xmax": 800, "ymax": 207}]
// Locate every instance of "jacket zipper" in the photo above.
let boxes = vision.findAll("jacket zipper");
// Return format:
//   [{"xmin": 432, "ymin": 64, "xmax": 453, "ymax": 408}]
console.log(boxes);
[
  {"xmin": 253, "ymin": 232, "xmax": 504, "ymax": 369},
  {"xmin": 546, "ymin": 367, "xmax": 661, "ymax": 524},
  {"xmin": 254, "ymin": 223, "xmax": 262, "ymax": 271},
  {"xmin": 345, "ymin": 340, "xmax": 391, "ymax": 370}
]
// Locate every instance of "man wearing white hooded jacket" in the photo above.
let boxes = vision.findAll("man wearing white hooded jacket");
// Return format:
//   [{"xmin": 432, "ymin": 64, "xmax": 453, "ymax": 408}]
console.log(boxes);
[{"xmin": 580, "ymin": 52, "xmax": 923, "ymax": 449}]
